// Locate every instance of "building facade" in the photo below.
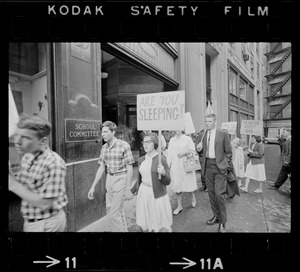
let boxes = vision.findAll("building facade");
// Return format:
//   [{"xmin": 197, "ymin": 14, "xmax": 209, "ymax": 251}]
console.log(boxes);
[
  {"xmin": 8, "ymin": 42, "xmax": 266, "ymax": 231},
  {"xmin": 262, "ymin": 42, "xmax": 292, "ymax": 137}
]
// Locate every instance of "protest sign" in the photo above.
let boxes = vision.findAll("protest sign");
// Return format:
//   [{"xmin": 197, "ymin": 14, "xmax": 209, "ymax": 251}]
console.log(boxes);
[
  {"xmin": 9, "ymin": 84, "xmax": 19, "ymax": 137},
  {"xmin": 240, "ymin": 120, "xmax": 263, "ymax": 136},
  {"xmin": 137, "ymin": 90, "xmax": 185, "ymax": 131},
  {"xmin": 221, "ymin": 122, "xmax": 237, "ymax": 135},
  {"xmin": 184, "ymin": 112, "xmax": 196, "ymax": 134}
]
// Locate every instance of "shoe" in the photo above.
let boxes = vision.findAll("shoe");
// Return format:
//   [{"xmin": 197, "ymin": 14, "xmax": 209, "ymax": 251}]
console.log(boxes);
[
  {"xmin": 191, "ymin": 200, "xmax": 196, "ymax": 208},
  {"xmin": 199, "ymin": 186, "xmax": 207, "ymax": 191},
  {"xmin": 206, "ymin": 216, "xmax": 219, "ymax": 225},
  {"xmin": 218, "ymin": 223, "xmax": 226, "ymax": 233},
  {"xmin": 173, "ymin": 207, "xmax": 183, "ymax": 215},
  {"xmin": 254, "ymin": 189, "xmax": 263, "ymax": 193},
  {"xmin": 267, "ymin": 181, "xmax": 278, "ymax": 188},
  {"xmin": 240, "ymin": 187, "xmax": 248, "ymax": 193}
]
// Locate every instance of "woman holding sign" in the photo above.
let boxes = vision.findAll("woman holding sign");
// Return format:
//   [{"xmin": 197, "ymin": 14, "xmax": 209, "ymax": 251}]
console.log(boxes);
[
  {"xmin": 131, "ymin": 133, "xmax": 173, "ymax": 232},
  {"xmin": 167, "ymin": 131, "xmax": 198, "ymax": 215},
  {"xmin": 240, "ymin": 135, "xmax": 266, "ymax": 193}
]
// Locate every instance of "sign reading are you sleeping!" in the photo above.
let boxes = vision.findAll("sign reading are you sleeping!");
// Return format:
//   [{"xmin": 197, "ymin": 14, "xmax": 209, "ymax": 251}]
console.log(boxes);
[{"xmin": 137, "ymin": 91, "xmax": 185, "ymax": 131}]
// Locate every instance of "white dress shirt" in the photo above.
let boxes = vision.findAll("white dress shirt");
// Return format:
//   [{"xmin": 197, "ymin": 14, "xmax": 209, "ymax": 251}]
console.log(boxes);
[{"xmin": 207, "ymin": 128, "xmax": 216, "ymax": 158}]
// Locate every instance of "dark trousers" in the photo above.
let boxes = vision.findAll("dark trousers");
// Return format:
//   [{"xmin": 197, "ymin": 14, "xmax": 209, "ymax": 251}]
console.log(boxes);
[
  {"xmin": 201, "ymin": 173, "xmax": 206, "ymax": 187},
  {"xmin": 274, "ymin": 165, "xmax": 291, "ymax": 188},
  {"xmin": 205, "ymin": 159, "xmax": 227, "ymax": 223}
]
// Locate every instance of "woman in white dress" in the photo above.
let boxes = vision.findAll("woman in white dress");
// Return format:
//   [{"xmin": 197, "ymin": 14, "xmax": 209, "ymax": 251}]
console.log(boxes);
[
  {"xmin": 231, "ymin": 137, "xmax": 245, "ymax": 187},
  {"xmin": 131, "ymin": 133, "xmax": 173, "ymax": 232},
  {"xmin": 167, "ymin": 131, "xmax": 198, "ymax": 215},
  {"xmin": 240, "ymin": 135, "xmax": 266, "ymax": 193}
]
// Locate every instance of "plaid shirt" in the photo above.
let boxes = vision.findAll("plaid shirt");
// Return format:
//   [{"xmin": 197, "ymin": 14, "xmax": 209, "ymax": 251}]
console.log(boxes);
[
  {"xmin": 16, "ymin": 146, "xmax": 68, "ymax": 220},
  {"xmin": 98, "ymin": 139, "xmax": 134, "ymax": 174}
]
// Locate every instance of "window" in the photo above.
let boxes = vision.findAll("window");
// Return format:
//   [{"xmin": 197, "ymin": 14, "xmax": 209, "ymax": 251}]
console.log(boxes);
[
  {"xmin": 239, "ymin": 78, "xmax": 247, "ymax": 101},
  {"xmin": 270, "ymin": 105, "xmax": 283, "ymax": 119},
  {"xmin": 248, "ymin": 85, "xmax": 254, "ymax": 105},
  {"xmin": 229, "ymin": 68, "xmax": 238, "ymax": 96},
  {"xmin": 230, "ymin": 110, "xmax": 238, "ymax": 122}
]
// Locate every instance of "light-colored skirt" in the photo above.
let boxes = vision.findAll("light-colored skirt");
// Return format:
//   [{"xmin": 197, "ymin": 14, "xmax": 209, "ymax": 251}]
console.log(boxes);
[
  {"xmin": 136, "ymin": 183, "xmax": 173, "ymax": 232},
  {"xmin": 244, "ymin": 160, "xmax": 266, "ymax": 181}
]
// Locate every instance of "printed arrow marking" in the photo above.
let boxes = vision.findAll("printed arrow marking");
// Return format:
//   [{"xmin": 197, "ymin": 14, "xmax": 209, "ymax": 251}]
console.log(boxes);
[
  {"xmin": 170, "ymin": 257, "xmax": 196, "ymax": 269},
  {"xmin": 33, "ymin": 255, "xmax": 60, "ymax": 268}
]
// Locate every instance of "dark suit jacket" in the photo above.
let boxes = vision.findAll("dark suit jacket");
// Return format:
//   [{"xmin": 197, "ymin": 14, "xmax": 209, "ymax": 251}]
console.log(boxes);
[
  {"xmin": 195, "ymin": 129, "xmax": 232, "ymax": 175},
  {"xmin": 282, "ymin": 137, "xmax": 291, "ymax": 165}
]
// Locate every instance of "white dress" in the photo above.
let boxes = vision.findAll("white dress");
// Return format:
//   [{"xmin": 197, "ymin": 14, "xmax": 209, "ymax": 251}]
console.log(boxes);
[
  {"xmin": 136, "ymin": 153, "xmax": 173, "ymax": 232},
  {"xmin": 232, "ymin": 146, "xmax": 245, "ymax": 178},
  {"xmin": 167, "ymin": 134, "xmax": 198, "ymax": 193},
  {"xmin": 244, "ymin": 144, "xmax": 266, "ymax": 181}
]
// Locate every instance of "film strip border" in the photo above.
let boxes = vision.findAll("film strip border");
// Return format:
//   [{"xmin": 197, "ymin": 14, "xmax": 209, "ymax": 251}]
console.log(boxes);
[
  {"xmin": 0, "ymin": 0, "xmax": 296, "ymax": 41},
  {"xmin": 7, "ymin": 233, "xmax": 293, "ymax": 271}
]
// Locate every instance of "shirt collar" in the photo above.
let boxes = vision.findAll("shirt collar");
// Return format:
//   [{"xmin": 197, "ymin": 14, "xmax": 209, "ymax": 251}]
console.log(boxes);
[
  {"xmin": 107, "ymin": 138, "xmax": 117, "ymax": 149},
  {"xmin": 27, "ymin": 146, "xmax": 50, "ymax": 164}
]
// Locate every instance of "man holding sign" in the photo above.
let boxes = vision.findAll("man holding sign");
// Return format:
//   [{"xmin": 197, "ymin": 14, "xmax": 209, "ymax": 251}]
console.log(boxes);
[{"xmin": 195, "ymin": 114, "xmax": 232, "ymax": 233}]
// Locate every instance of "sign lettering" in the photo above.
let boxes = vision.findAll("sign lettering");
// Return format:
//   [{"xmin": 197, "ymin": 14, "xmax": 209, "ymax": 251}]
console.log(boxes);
[
  {"xmin": 221, "ymin": 122, "xmax": 237, "ymax": 135},
  {"xmin": 240, "ymin": 120, "xmax": 263, "ymax": 136},
  {"xmin": 65, "ymin": 119, "xmax": 101, "ymax": 142},
  {"xmin": 137, "ymin": 91, "xmax": 185, "ymax": 130}
]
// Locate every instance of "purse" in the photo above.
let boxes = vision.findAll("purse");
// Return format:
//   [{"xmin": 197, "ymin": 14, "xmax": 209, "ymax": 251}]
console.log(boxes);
[{"xmin": 183, "ymin": 151, "xmax": 201, "ymax": 172}]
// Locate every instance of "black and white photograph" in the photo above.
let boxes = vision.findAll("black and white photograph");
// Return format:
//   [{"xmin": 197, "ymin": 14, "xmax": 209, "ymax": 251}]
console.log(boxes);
[
  {"xmin": 3, "ymin": 1, "xmax": 296, "ymax": 272},
  {"xmin": 8, "ymin": 42, "xmax": 291, "ymax": 233}
]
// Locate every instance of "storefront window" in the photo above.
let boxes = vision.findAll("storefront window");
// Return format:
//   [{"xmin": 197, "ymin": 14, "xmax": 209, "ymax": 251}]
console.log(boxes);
[{"xmin": 9, "ymin": 43, "xmax": 49, "ymax": 172}]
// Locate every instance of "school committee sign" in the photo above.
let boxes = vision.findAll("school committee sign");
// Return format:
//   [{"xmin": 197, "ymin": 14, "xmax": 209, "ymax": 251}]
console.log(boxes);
[
  {"xmin": 137, "ymin": 91, "xmax": 185, "ymax": 131},
  {"xmin": 65, "ymin": 119, "xmax": 101, "ymax": 142}
]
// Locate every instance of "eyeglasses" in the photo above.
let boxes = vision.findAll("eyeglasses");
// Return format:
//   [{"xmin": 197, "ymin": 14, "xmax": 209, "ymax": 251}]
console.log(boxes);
[{"xmin": 142, "ymin": 140, "xmax": 153, "ymax": 145}]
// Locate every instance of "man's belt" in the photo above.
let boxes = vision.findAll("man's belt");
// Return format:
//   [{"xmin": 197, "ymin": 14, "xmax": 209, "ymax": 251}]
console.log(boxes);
[{"xmin": 108, "ymin": 171, "xmax": 127, "ymax": 176}]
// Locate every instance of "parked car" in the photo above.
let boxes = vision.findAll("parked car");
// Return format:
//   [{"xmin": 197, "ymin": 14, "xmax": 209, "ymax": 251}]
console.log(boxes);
[{"xmin": 262, "ymin": 136, "xmax": 280, "ymax": 145}]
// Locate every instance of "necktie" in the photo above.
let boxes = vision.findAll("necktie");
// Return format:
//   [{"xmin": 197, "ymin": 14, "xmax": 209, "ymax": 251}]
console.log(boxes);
[{"xmin": 206, "ymin": 131, "xmax": 211, "ymax": 158}]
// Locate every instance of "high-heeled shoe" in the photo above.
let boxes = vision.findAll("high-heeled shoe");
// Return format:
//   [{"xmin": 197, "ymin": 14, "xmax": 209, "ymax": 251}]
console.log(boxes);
[
  {"xmin": 240, "ymin": 187, "xmax": 248, "ymax": 193},
  {"xmin": 173, "ymin": 207, "xmax": 183, "ymax": 215}
]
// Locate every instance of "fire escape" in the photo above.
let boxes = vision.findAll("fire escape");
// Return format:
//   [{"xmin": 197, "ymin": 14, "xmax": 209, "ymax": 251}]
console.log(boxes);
[{"xmin": 264, "ymin": 44, "xmax": 291, "ymax": 120}]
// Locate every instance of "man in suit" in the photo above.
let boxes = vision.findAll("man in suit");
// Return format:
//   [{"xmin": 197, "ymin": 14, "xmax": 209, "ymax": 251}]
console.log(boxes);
[
  {"xmin": 195, "ymin": 114, "xmax": 232, "ymax": 233},
  {"xmin": 267, "ymin": 128, "xmax": 291, "ymax": 193}
]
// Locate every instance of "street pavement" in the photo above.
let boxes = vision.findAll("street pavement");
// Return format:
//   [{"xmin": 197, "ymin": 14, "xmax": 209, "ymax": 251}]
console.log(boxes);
[{"xmin": 79, "ymin": 144, "xmax": 291, "ymax": 233}]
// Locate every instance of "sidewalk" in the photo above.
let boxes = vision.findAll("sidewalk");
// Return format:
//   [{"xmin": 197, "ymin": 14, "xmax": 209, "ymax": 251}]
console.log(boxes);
[{"xmin": 79, "ymin": 170, "xmax": 291, "ymax": 232}]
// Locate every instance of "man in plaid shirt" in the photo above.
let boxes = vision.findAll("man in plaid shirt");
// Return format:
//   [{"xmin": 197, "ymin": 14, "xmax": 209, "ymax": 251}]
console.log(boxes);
[
  {"xmin": 9, "ymin": 115, "xmax": 68, "ymax": 232},
  {"xmin": 88, "ymin": 121, "xmax": 134, "ymax": 232}
]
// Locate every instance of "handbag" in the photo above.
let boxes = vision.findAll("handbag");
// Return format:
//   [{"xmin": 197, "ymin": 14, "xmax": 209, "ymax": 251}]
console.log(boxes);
[{"xmin": 183, "ymin": 151, "xmax": 201, "ymax": 172}]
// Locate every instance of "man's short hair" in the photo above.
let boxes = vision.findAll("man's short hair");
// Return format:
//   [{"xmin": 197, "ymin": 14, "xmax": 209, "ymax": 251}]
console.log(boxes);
[
  {"xmin": 205, "ymin": 113, "xmax": 216, "ymax": 120},
  {"xmin": 17, "ymin": 114, "xmax": 51, "ymax": 139},
  {"xmin": 101, "ymin": 121, "xmax": 117, "ymax": 132}
]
